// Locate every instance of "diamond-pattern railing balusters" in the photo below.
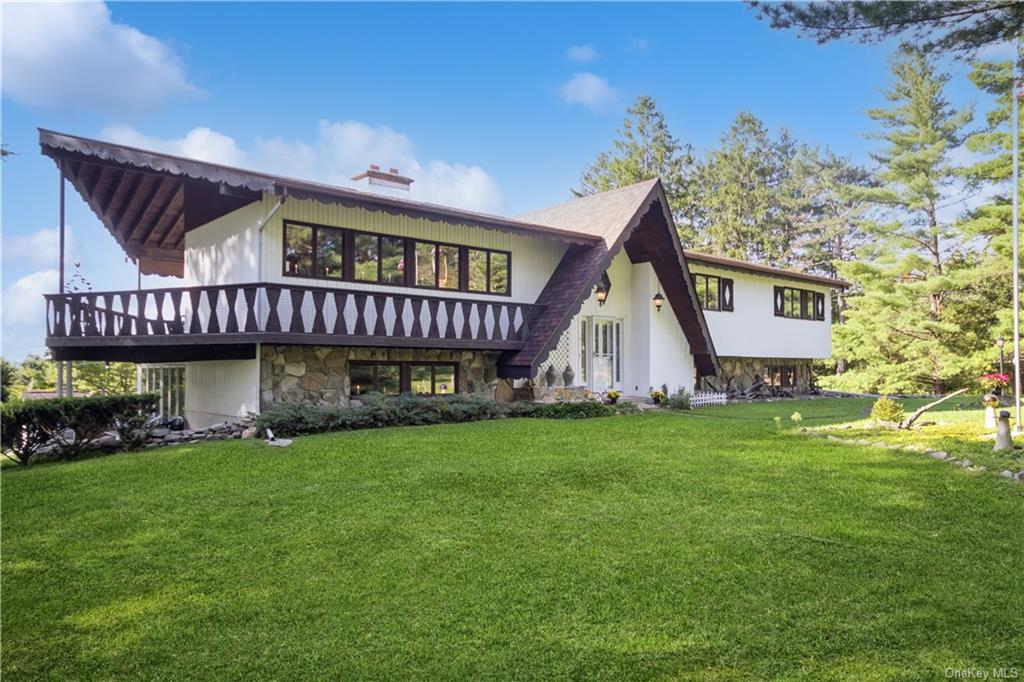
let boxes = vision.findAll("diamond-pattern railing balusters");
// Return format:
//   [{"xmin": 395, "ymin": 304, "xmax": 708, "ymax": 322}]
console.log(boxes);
[
  {"xmin": 372, "ymin": 295, "xmax": 388, "ymax": 337},
  {"xmin": 289, "ymin": 289, "xmax": 305, "ymax": 334},
  {"xmin": 206, "ymin": 289, "xmax": 221, "ymax": 334},
  {"xmin": 264, "ymin": 286, "xmax": 282, "ymax": 332},
  {"xmin": 44, "ymin": 284, "xmax": 542, "ymax": 349},
  {"xmin": 224, "ymin": 288, "xmax": 239, "ymax": 333},
  {"xmin": 243, "ymin": 287, "xmax": 258, "ymax": 332}
]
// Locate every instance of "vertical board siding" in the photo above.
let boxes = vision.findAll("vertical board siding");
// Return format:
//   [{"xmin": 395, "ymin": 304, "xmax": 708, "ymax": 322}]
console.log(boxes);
[{"xmin": 184, "ymin": 358, "xmax": 260, "ymax": 428}]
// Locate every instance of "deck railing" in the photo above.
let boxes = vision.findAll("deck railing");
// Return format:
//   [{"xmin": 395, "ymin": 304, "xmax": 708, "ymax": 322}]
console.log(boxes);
[{"xmin": 45, "ymin": 282, "xmax": 541, "ymax": 349}]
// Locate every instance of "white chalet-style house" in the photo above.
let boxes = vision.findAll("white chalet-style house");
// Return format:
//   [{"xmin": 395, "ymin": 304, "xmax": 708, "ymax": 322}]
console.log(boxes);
[{"xmin": 40, "ymin": 130, "xmax": 847, "ymax": 427}]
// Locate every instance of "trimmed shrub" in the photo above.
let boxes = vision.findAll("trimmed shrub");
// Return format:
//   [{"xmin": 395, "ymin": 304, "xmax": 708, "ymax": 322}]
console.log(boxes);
[
  {"xmin": 0, "ymin": 404, "xmax": 49, "ymax": 466},
  {"xmin": 1, "ymin": 394, "xmax": 160, "ymax": 463},
  {"xmin": 255, "ymin": 393, "xmax": 632, "ymax": 438},
  {"xmin": 529, "ymin": 400, "xmax": 618, "ymax": 419},
  {"xmin": 664, "ymin": 388, "xmax": 692, "ymax": 410},
  {"xmin": 870, "ymin": 396, "xmax": 905, "ymax": 425}
]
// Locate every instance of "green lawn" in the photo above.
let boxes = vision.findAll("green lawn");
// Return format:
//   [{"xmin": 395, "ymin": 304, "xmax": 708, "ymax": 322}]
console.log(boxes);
[
  {"xmin": 805, "ymin": 396, "xmax": 1024, "ymax": 473},
  {"xmin": 3, "ymin": 399, "xmax": 1022, "ymax": 680}
]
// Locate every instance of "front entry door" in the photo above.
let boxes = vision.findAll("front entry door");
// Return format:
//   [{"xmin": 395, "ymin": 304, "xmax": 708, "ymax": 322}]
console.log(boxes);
[{"xmin": 590, "ymin": 318, "xmax": 622, "ymax": 392}]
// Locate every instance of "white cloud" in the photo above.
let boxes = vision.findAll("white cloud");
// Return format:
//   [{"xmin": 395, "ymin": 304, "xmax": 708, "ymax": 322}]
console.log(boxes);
[
  {"xmin": 4, "ymin": 227, "xmax": 77, "ymax": 269},
  {"xmin": 3, "ymin": 270, "xmax": 58, "ymax": 330},
  {"xmin": 1, "ymin": 2, "xmax": 201, "ymax": 114},
  {"xmin": 628, "ymin": 37, "xmax": 651, "ymax": 53},
  {"xmin": 100, "ymin": 120, "xmax": 505, "ymax": 214},
  {"xmin": 559, "ymin": 72, "xmax": 619, "ymax": 111},
  {"xmin": 566, "ymin": 45, "xmax": 599, "ymax": 62},
  {"xmin": 100, "ymin": 125, "xmax": 247, "ymax": 166}
]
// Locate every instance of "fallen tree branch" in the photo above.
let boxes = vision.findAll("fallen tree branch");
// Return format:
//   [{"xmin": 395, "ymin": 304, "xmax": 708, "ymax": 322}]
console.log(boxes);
[{"xmin": 900, "ymin": 388, "xmax": 969, "ymax": 429}]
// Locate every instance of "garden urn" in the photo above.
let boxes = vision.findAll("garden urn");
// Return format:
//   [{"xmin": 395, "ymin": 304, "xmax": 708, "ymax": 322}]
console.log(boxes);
[
  {"xmin": 562, "ymin": 365, "xmax": 575, "ymax": 387},
  {"xmin": 545, "ymin": 364, "xmax": 558, "ymax": 388},
  {"xmin": 994, "ymin": 411, "xmax": 1014, "ymax": 451},
  {"xmin": 982, "ymin": 393, "xmax": 1000, "ymax": 429}
]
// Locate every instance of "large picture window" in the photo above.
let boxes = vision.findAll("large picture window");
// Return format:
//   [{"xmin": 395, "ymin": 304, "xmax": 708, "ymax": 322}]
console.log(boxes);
[
  {"xmin": 284, "ymin": 220, "xmax": 510, "ymax": 295},
  {"xmin": 348, "ymin": 362, "xmax": 458, "ymax": 397}
]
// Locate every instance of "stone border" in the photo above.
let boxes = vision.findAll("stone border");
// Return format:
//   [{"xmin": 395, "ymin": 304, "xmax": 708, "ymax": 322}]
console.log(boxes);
[{"xmin": 819, "ymin": 433, "xmax": 1024, "ymax": 484}]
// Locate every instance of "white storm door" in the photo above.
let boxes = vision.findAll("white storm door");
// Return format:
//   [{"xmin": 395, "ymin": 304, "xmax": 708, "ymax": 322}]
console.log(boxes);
[{"xmin": 590, "ymin": 317, "xmax": 622, "ymax": 392}]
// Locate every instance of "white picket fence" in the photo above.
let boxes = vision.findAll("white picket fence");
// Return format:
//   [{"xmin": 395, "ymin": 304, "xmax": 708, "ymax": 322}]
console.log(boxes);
[{"xmin": 691, "ymin": 391, "xmax": 728, "ymax": 408}]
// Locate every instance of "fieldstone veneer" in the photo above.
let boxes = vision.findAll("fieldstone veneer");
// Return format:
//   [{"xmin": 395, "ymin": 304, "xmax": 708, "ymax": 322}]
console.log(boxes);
[
  {"xmin": 711, "ymin": 356, "xmax": 814, "ymax": 393},
  {"xmin": 260, "ymin": 345, "xmax": 501, "ymax": 411}
]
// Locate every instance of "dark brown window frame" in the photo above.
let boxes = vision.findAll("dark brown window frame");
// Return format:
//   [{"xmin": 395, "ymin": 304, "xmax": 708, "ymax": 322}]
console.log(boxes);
[
  {"xmin": 774, "ymin": 286, "xmax": 826, "ymax": 321},
  {"xmin": 766, "ymin": 365, "xmax": 796, "ymax": 388},
  {"xmin": 348, "ymin": 360, "xmax": 460, "ymax": 396},
  {"xmin": 283, "ymin": 220, "xmax": 512, "ymax": 297},
  {"xmin": 692, "ymin": 273, "xmax": 734, "ymax": 312},
  {"xmin": 467, "ymin": 247, "xmax": 510, "ymax": 295},
  {"xmin": 349, "ymin": 362, "xmax": 402, "ymax": 397}
]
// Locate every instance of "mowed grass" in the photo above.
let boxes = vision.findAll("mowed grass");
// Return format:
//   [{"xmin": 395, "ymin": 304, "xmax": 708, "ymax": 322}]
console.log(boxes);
[{"xmin": 3, "ymin": 399, "xmax": 1022, "ymax": 680}]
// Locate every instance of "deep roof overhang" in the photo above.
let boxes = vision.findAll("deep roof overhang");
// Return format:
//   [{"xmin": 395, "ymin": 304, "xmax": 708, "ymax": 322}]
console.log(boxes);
[
  {"xmin": 684, "ymin": 250, "xmax": 850, "ymax": 289},
  {"xmin": 39, "ymin": 129, "xmax": 600, "ymax": 277}
]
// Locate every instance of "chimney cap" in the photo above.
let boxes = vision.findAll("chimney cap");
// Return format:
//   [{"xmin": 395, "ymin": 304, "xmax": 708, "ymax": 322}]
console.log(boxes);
[{"xmin": 351, "ymin": 164, "xmax": 414, "ymax": 190}]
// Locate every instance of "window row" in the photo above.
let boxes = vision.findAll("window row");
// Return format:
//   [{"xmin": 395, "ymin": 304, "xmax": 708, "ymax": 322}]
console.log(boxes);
[
  {"xmin": 692, "ymin": 273, "xmax": 734, "ymax": 312},
  {"xmin": 284, "ymin": 221, "xmax": 510, "ymax": 295},
  {"xmin": 348, "ymin": 362, "xmax": 458, "ymax": 397},
  {"xmin": 773, "ymin": 286, "xmax": 826, "ymax": 321}
]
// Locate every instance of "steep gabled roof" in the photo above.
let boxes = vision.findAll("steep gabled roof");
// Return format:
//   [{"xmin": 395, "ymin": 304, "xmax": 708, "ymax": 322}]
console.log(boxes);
[{"xmin": 498, "ymin": 179, "xmax": 718, "ymax": 379}]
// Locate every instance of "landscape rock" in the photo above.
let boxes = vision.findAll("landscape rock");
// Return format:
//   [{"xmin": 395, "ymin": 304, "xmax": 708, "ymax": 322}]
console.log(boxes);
[
  {"xmin": 927, "ymin": 451, "xmax": 948, "ymax": 460},
  {"xmin": 150, "ymin": 427, "xmax": 171, "ymax": 438},
  {"xmin": 267, "ymin": 438, "xmax": 293, "ymax": 448},
  {"xmin": 241, "ymin": 427, "xmax": 261, "ymax": 439},
  {"xmin": 1001, "ymin": 470, "xmax": 1015, "ymax": 479}
]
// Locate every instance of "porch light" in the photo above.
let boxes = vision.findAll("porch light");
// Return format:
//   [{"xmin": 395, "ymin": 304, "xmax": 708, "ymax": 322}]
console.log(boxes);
[
  {"xmin": 653, "ymin": 292, "xmax": 665, "ymax": 312},
  {"xmin": 595, "ymin": 283, "xmax": 608, "ymax": 306}
]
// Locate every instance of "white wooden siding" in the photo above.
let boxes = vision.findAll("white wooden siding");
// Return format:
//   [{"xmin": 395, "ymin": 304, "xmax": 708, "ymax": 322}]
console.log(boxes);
[
  {"xmin": 184, "ymin": 358, "xmax": 259, "ymax": 428},
  {"xmin": 688, "ymin": 264, "xmax": 832, "ymax": 359}
]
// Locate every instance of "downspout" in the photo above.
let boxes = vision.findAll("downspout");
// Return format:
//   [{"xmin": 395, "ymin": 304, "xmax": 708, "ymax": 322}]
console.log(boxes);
[
  {"xmin": 255, "ymin": 187, "xmax": 286, "ymax": 284},
  {"xmin": 254, "ymin": 189, "xmax": 286, "ymax": 403}
]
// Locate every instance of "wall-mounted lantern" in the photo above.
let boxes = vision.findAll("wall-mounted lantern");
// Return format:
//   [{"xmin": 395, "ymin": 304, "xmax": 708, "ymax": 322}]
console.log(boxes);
[
  {"xmin": 652, "ymin": 291, "xmax": 665, "ymax": 313},
  {"xmin": 594, "ymin": 271, "xmax": 612, "ymax": 306}
]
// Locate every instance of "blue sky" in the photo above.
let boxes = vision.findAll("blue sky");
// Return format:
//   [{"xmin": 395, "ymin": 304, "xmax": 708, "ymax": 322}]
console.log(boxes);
[{"xmin": 0, "ymin": 2, "xmax": 1008, "ymax": 360}]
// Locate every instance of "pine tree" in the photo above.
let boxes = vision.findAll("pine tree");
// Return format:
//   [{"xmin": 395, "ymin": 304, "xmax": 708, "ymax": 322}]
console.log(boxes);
[
  {"xmin": 789, "ymin": 148, "xmax": 874, "ymax": 373},
  {"xmin": 576, "ymin": 95, "xmax": 698, "ymax": 242},
  {"xmin": 827, "ymin": 45, "xmax": 975, "ymax": 393},
  {"xmin": 692, "ymin": 113, "xmax": 807, "ymax": 265}
]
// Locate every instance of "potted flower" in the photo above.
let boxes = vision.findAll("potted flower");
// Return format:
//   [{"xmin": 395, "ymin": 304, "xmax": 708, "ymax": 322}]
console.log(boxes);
[
  {"xmin": 649, "ymin": 389, "xmax": 666, "ymax": 405},
  {"xmin": 980, "ymin": 372, "xmax": 1010, "ymax": 395},
  {"xmin": 605, "ymin": 389, "xmax": 621, "ymax": 405}
]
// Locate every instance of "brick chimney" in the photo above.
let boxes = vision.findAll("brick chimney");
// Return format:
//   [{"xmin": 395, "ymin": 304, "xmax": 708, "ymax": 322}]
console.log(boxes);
[{"xmin": 351, "ymin": 164, "xmax": 414, "ymax": 192}]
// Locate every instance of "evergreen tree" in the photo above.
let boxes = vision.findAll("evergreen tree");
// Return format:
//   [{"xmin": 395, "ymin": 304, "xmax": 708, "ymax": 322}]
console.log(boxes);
[
  {"xmin": 576, "ymin": 95, "xmax": 699, "ymax": 243},
  {"xmin": 749, "ymin": 1, "xmax": 1024, "ymax": 57},
  {"xmin": 789, "ymin": 148, "xmax": 874, "ymax": 373},
  {"xmin": 825, "ymin": 46, "xmax": 976, "ymax": 393},
  {"xmin": 692, "ymin": 113, "xmax": 807, "ymax": 265}
]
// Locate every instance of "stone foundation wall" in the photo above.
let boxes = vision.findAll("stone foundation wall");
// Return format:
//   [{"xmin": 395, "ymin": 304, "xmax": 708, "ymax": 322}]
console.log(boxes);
[
  {"xmin": 706, "ymin": 356, "xmax": 815, "ymax": 393},
  {"xmin": 259, "ymin": 345, "xmax": 501, "ymax": 411}
]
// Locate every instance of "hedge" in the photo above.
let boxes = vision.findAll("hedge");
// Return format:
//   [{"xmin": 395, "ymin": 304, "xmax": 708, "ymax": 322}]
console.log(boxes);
[
  {"xmin": 255, "ymin": 393, "xmax": 636, "ymax": 438},
  {"xmin": 1, "ymin": 394, "xmax": 159, "ymax": 465}
]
